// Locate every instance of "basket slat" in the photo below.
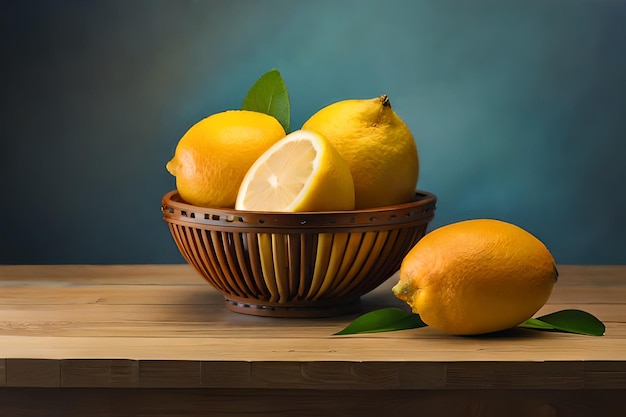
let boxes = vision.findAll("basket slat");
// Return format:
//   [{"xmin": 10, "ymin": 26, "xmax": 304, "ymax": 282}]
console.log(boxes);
[
  {"xmin": 232, "ymin": 232, "xmax": 260, "ymax": 295},
  {"xmin": 286, "ymin": 233, "xmax": 301, "ymax": 300},
  {"xmin": 318, "ymin": 232, "xmax": 350, "ymax": 296},
  {"xmin": 306, "ymin": 233, "xmax": 333, "ymax": 299},
  {"xmin": 245, "ymin": 232, "xmax": 270, "ymax": 300},
  {"xmin": 218, "ymin": 231, "xmax": 250, "ymax": 297},
  {"xmin": 333, "ymin": 232, "xmax": 364, "ymax": 288},
  {"xmin": 270, "ymin": 234, "xmax": 290, "ymax": 303},
  {"xmin": 190, "ymin": 228, "xmax": 225, "ymax": 292},
  {"xmin": 258, "ymin": 233, "xmax": 280, "ymax": 302},
  {"xmin": 201, "ymin": 230, "xmax": 232, "ymax": 295},
  {"xmin": 298, "ymin": 233, "xmax": 317, "ymax": 298}
]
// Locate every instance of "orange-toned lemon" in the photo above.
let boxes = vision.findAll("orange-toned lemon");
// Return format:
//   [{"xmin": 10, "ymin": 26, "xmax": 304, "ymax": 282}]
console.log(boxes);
[
  {"xmin": 166, "ymin": 110, "xmax": 285, "ymax": 208},
  {"xmin": 393, "ymin": 219, "xmax": 557, "ymax": 335}
]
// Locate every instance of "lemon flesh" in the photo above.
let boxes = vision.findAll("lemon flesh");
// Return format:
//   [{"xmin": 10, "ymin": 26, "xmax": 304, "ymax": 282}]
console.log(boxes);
[{"xmin": 235, "ymin": 130, "xmax": 355, "ymax": 212}]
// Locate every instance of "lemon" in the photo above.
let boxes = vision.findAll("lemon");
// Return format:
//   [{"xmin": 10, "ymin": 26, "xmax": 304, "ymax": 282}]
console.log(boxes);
[
  {"xmin": 392, "ymin": 219, "xmax": 558, "ymax": 335},
  {"xmin": 302, "ymin": 95, "xmax": 419, "ymax": 209},
  {"xmin": 166, "ymin": 110, "xmax": 286, "ymax": 208},
  {"xmin": 235, "ymin": 129, "xmax": 355, "ymax": 212}
]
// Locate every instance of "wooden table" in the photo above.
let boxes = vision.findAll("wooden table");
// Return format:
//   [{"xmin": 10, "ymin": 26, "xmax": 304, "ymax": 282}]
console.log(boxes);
[{"xmin": 0, "ymin": 265, "xmax": 625, "ymax": 416}]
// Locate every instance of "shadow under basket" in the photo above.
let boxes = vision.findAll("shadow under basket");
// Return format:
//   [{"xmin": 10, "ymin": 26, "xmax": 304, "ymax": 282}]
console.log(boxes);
[{"xmin": 161, "ymin": 190, "xmax": 437, "ymax": 318}]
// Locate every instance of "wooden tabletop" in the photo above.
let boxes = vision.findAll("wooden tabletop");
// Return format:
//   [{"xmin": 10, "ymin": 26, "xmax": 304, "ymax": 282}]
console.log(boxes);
[{"xmin": 1, "ymin": 264, "xmax": 625, "ymax": 391}]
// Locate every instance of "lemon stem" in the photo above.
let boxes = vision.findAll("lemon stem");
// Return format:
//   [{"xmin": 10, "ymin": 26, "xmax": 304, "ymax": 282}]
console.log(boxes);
[{"xmin": 374, "ymin": 94, "xmax": 391, "ymax": 127}]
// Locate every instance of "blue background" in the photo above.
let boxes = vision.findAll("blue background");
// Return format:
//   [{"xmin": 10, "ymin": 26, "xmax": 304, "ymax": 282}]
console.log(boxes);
[{"xmin": 1, "ymin": 0, "xmax": 625, "ymax": 265}]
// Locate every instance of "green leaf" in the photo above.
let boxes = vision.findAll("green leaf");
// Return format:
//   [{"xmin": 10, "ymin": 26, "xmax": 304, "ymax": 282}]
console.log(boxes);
[
  {"xmin": 519, "ymin": 309, "xmax": 605, "ymax": 336},
  {"xmin": 242, "ymin": 68, "xmax": 290, "ymax": 133},
  {"xmin": 517, "ymin": 318, "xmax": 557, "ymax": 331},
  {"xmin": 333, "ymin": 307, "xmax": 427, "ymax": 335}
]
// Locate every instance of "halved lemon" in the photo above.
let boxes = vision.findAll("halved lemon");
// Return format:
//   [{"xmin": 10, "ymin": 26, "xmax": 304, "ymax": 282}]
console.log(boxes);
[{"xmin": 235, "ymin": 130, "xmax": 355, "ymax": 212}]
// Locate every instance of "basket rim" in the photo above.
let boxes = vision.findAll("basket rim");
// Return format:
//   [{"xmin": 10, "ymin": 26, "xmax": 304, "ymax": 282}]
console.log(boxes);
[{"xmin": 162, "ymin": 189, "xmax": 436, "ymax": 231}]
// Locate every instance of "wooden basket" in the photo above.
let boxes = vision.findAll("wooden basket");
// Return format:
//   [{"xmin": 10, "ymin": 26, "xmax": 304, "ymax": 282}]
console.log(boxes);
[{"xmin": 162, "ymin": 190, "xmax": 437, "ymax": 317}]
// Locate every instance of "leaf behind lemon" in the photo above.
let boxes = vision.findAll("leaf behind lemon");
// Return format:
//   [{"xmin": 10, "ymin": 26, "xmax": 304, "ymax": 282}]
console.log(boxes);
[{"xmin": 242, "ymin": 68, "xmax": 290, "ymax": 133}]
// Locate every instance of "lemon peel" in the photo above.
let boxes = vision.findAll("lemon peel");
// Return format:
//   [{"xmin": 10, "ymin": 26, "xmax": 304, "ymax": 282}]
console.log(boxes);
[
  {"xmin": 393, "ymin": 219, "xmax": 557, "ymax": 335},
  {"xmin": 166, "ymin": 110, "xmax": 286, "ymax": 208},
  {"xmin": 302, "ymin": 95, "xmax": 419, "ymax": 209}
]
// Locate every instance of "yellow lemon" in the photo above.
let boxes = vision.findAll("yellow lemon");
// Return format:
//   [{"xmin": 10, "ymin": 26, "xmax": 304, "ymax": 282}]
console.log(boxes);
[
  {"xmin": 235, "ymin": 129, "xmax": 355, "ymax": 212},
  {"xmin": 166, "ymin": 110, "xmax": 286, "ymax": 208},
  {"xmin": 302, "ymin": 95, "xmax": 418, "ymax": 209},
  {"xmin": 392, "ymin": 219, "xmax": 558, "ymax": 335}
]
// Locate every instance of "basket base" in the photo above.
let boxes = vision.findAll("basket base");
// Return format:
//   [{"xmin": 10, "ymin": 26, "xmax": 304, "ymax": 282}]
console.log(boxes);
[{"xmin": 224, "ymin": 296, "xmax": 361, "ymax": 318}]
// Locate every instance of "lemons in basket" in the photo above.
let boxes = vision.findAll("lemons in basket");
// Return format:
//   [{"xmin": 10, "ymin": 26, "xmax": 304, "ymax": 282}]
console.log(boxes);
[
  {"xmin": 235, "ymin": 130, "xmax": 355, "ymax": 212},
  {"xmin": 166, "ymin": 110, "xmax": 286, "ymax": 208},
  {"xmin": 392, "ymin": 219, "xmax": 558, "ymax": 335},
  {"xmin": 302, "ymin": 94, "xmax": 419, "ymax": 209}
]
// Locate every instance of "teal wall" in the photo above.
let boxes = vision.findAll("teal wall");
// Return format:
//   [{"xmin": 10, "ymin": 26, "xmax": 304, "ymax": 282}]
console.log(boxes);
[{"xmin": 1, "ymin": 0, "xmax": 625, "ymax": 264}]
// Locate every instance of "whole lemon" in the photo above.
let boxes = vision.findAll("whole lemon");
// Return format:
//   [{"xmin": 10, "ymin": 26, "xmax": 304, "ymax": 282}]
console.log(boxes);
[
  {"xmin": 166, "ymin": 110, "xmax": 286, "ymax": 208},
  {"xmin": 392, "ymin": 219, "xmax": 558, "ymax": 335},
  {"xmin": 302, "ymin": 95, "xmax": 418, "ymax": 209}
]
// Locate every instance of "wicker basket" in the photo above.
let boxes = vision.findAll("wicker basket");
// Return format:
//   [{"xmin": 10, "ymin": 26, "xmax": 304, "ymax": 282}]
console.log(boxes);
[{"xmin": 162, "ymin": 190, "xmax": 436, "ymax": 317}]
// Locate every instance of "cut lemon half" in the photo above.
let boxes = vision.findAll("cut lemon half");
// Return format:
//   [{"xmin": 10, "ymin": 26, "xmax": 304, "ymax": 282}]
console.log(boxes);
[{"xmin": 235, "ymin": 130, "xmax": 355, "ymax": 212}]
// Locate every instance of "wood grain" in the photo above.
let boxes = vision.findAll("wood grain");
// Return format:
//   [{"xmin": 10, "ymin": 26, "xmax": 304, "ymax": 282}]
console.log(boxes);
[
  {"xmin": 0, "ymin": 265, "xmax": 625, "ymax": 415},
  {"xmin": 0, "ymin": 388, "xmax": 624, "ymax": 417}
]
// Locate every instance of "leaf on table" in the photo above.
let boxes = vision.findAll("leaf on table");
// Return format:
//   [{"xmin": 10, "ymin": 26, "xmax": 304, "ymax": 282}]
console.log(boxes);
[
  {"xmin": 242, "ymin": 68, "xmax": 290, "ymax": 133},
  {"xmin": 333, "ymin": 307, "xmax": 605, "ymax": 337},
  {"xmin": 517, "ymin": 318, "xmax": 556, "ymax": 331},
  {"xmin": 333, "ymin": 307, "xmax": 427, "ymax": 335},
  {"xmin": 519, "ymin": 309, "xmax": 605, "ymax": 336}
]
